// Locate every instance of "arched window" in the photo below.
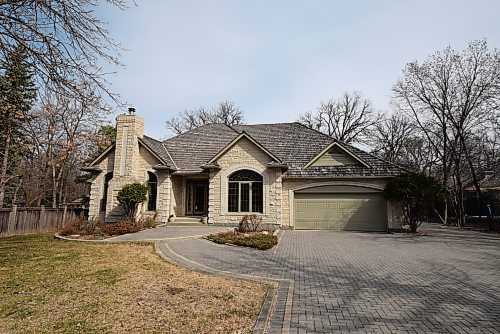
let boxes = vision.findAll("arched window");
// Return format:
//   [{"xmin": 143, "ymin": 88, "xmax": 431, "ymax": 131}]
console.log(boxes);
[
  {"xmin": 100, "ymin": 172, "xmax": 113, "ymax": 212},
  {"xmin": 147, "ymin": 171, "xmax": 158, "ymax": 211},
  {"xmin": 228, "ymin": 170, "xmax": 263, "ymax": 213}
]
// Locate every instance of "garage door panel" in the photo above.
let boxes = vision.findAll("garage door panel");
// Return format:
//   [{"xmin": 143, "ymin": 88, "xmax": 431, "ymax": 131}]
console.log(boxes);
[{"xmin": 294, "ymin": 192, "xmax": 387, "ymax": 231}]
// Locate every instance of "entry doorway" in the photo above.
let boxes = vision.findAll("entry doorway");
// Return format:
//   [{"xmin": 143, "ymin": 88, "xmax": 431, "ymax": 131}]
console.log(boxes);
[{"xmin": 186, "ymin": 180, "xmax": 209, "ymax": 216}]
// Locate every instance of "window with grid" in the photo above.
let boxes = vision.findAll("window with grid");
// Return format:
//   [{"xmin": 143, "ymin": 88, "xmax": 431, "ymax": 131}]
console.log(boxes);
[{"xmin": 227, "ymin": 170, "xmax": 263, "ymax": 213}]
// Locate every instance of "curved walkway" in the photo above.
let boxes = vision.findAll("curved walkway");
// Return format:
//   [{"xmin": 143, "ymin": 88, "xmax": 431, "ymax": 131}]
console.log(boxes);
[
  {"xmin": 157, "ymin": 225, "xmax": 500, "ymax": 334},
  {"xmin": 107, "ymin": 225, "xmax": 231, "ymax": 241}
]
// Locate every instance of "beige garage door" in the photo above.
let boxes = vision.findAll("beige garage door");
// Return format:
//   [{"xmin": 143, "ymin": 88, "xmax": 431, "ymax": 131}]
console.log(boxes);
[{"xmin": 294, "ymin": 186, "xmax": 387, "ymax": 231}]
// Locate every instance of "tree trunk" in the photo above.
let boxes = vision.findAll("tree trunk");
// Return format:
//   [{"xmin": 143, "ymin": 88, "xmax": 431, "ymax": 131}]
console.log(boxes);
[
  {"xmin": 0, "ymin": 130, "xmax": 12, "ymax": 208},
  {"xmin": 51, "ymin": 164, "xmax": 58, "ymax": 208},
  {"xmin": 12, "ymin": 177, "xmax": 22, "ymax": 206},
  {"xmin": 443, "ymin": 201, "xmax": 448, "ymax": 225},
  {"xmin": 442, "ymin": 120, "xmax": 448, "ymax": 225},
  {"xmin": 456, "ymin": 176, "xmax": 466, "ymax": 227}
]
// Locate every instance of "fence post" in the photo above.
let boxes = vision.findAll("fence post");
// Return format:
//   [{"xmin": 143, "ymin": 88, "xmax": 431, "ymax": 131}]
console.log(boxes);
[
  {"xmin": 62, "ymin": 205, "xmax": 68, "ymax": 228},
  {"xmin": 7, "ymin": 205, "xmax": 17, "ymax": 234}
]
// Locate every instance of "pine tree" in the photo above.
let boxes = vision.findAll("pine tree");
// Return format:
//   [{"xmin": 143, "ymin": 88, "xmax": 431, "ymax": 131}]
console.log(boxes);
[{"xmin": 0, "ymin": 45, "xmax": 37, "ymax": 207}]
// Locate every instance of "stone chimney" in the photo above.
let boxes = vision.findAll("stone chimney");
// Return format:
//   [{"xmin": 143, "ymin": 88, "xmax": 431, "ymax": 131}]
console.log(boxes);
[
  {"xmin": 113, "ymin": 107, "xmax": 145, "ymax": 180},
  {"xmin": 105, "ymin": 108, "xmax": 145, "ymax": 221}
]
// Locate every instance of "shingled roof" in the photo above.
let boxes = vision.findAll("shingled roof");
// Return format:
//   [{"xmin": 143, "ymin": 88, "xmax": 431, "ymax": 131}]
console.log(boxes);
[
  {"xmin": 151, "ymin": 122, "xmax": 402, "ymax": 177},
  {"xmin": 465, "ymin": 170, "xmax": 500, "ymax": 191},
  {"xmin": 163, "ymin": 124, "xmax": 239, "ymax": 172}
]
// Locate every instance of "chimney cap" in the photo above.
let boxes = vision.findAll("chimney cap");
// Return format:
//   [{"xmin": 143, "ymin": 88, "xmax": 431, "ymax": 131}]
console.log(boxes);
[{"xmin": 128, "ymin": 107, "xmax": 136, "ymax": 115}]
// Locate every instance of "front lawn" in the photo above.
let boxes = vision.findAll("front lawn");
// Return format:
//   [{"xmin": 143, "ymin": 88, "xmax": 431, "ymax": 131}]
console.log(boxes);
[{"xmin": 0, "ymin": 234, "xmax": 266, "ymax": 333}]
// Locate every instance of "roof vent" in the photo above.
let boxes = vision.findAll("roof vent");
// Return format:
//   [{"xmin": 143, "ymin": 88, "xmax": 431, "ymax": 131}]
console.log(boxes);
[{"xmin": 128, "ymin": 107, "xmax": 136, "ymax": 115}]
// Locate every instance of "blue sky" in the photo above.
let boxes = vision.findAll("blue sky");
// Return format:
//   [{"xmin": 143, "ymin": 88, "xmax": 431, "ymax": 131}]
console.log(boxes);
[{"xmin": 98, "ymin": 0, "xmax": 500, "ymax": 139}]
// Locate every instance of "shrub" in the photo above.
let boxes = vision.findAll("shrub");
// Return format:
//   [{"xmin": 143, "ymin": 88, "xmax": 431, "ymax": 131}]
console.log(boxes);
[
  {"xmin": 100, "ymin": 221, "xmax": 141, "ymax": 236},
  {"xmin": 207, "ymin": 231, "xmax": 238, "ymax": 244},
  {"xmin": 234, "ymin": 234, "xmax": 278, "ymax": 250},
  {"xmin": 60, "ymin": 223, "xmax": 81, "ymax": 236},
  {"xmin": 117, "ymin": 183, "xmax": 148, "ymax": 221},
  {"xmin": 384, "ymin": 172, "xmax": 445, "ymax": 233},
  {"xmin": 136, "ymin": 213, "xmax": 158, "ymax": 229},
  {"xmin": 82, "ymin": 218, "xmax": 101, "ymax": 235},
  {"xmin": 207, "ymin": 230, "xmax": 278, "ymax": 250},
  {"xmin": 60, "ymin": 218, "xmax": 101, "ymax": 236},
  {"xmin": 238, "ymin": 214, "xmax": 262, "ymax": 233}
]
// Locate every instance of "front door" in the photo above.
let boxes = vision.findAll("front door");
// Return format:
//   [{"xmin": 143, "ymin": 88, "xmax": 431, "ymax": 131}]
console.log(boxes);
[{"xmin": 186, "ymin": 181, "xmax": 208, "ymax": 215}]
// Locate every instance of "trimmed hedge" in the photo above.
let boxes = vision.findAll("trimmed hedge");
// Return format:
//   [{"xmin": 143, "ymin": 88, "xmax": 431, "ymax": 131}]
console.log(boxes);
[
  {"xmin": 207, "ymin": 232, "xmax": 278, "ymax": 250},
  {"xmin": 234, "ymin": 234, "xmax": 277, "ymax": 250}
]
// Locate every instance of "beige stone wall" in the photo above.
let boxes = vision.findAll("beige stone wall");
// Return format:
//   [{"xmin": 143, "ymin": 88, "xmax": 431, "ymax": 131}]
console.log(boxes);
[
  {"xmin": 112, "ymin": 114, "xmax": 144, "ymax": 179},
  {"xmin": 281, "ymin": 177, "xmax": 400, "ymax": 229},
  {"xmin": 170, "ymin": 175, "xmax": 184, "ymax": 217},
  {"xmin": 88, "ymin": 151, "xmax": 115, "ymax": 221},
  {"xmin": 88, "ymin": 114, "xmax": 173, "ymax": 223},
  {"xmin": 156, "ymin": 173, "xmax": 171, "ymax": 223},
  {"xmin": 208, "ymin": 137, "xmax": 283, "ymax": 225},
  {"xmin": 137, "ymin": 146, "xmax": 170, "ymax": 222}
]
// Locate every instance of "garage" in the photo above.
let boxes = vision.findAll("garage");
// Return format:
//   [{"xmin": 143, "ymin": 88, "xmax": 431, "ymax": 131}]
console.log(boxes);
[{"xmin": 294, "ymin": 185, "xmax": 387, "ymax": 231}]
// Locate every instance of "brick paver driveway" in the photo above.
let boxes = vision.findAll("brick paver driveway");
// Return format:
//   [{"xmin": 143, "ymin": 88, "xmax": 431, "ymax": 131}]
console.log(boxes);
[{"xmin": 158, "ymin": 224, "xmax": 500, "ymax": 334}]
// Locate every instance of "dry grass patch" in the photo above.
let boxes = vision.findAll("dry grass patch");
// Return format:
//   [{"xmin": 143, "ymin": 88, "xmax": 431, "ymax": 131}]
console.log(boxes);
[{"xmin": 0, "ymin": 234, "xmax": 267, "ymax": 333}]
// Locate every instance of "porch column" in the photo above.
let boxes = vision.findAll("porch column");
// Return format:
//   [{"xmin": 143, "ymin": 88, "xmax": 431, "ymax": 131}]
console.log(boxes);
[{"xmin": 157, "ymin": 172, "xmax": 171, "ymax": 223}]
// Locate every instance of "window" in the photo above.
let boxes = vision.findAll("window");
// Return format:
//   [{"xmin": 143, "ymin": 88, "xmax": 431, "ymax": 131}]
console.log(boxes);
[
  {"xmin": 228, "ymin": 170, "xmax": 263, "ymax": 213},
  {"xmin": 147, "ymin": 171, "xmax": 158, "ymax": 211},
  {"xmin": 100, "ymin": 172, "xmax": 113, "ymax": 212}
]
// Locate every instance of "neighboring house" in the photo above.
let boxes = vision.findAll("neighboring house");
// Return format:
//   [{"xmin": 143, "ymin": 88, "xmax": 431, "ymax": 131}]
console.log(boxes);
[
  {"xmin": 464, "ymin": 170, "xmax": 500, "ymax": 216},
  {"xmin": 83, "ymin": 111, "xmax": 403, "ymax": 231}
]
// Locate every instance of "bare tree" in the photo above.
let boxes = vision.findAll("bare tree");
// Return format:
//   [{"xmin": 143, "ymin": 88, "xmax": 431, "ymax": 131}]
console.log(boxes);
[
  {"xmin": 298, "ymin": 91, "xmax": 381, "ymax": 144},
  {"xmin": 19, "ymin": 91, "xmax": 106, "ymax": 207},
  {"xmin": 166, "ymin": 100, "xmax": 245, "ymax": 135},
  {"xmin": 392, "ymin": 39, "xmax": 500, "ymax": 226},
  {"xmin": 0, "ymin": 0, "xmax": 129, "ymax": 106},
  {"xmin": 370, "ymin": 113, "xmax": 415, "ymax": 164}
]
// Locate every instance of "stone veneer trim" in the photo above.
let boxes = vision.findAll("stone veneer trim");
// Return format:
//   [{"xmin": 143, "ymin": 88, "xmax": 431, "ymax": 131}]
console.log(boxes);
[
  {"xmin": 120, "ymin": 126, "xmax": 128, "ymax": 176},
  {"xmin": 219, "ymin": 164, "xmax": 270, "ymax": 215}
]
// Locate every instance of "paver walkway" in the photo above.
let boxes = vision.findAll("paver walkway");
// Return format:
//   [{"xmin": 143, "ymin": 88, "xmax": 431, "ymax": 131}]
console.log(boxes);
[
  {"xmin": 157, "ymin": 224, "xmax": 500, "ymax": 334},
  {"xmin": 107, "ymin": 225, "xmax": 231, "ymax": 241}
]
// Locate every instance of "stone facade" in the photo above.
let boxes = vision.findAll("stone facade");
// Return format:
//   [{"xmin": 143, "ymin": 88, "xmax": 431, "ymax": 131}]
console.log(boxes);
[
  {"xmin": 170, "ymin": 175, "xmax": 184, "ymax": 218},
  {"xmin": 87, "ymin": 115, "xmax": 401, "ymax": 229},
  {"xmin": 87, "ymin": 114, "xmax": 171, "ymax": 223},
  {"xmin": 208, "ymin": 137, "xmax": 283, "ymax": 225},
  {"xmin": 88, "ymin": 151, "xmax": 115, "ymax": 220}
]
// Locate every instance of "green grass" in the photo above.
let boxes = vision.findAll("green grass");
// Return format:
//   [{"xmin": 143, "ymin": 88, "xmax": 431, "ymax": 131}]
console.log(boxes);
[{"xmin": 0, "ymin": 234, "xmax": 266, "ymax": 334}]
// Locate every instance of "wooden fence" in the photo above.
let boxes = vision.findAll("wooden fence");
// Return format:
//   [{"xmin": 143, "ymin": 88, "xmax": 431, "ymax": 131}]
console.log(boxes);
[{"xmin": 0, "ymin": 206, "xmax": 87, "ymax": 237}]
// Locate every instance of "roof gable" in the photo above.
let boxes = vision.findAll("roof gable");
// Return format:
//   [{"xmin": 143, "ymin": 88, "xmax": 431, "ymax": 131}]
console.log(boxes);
[
  {"xmin": 88, "ymin": 143, "xmax": 115, "ymax": 167},
  {"xmin": 90, "ymin": 122, "xmax": 401, "ymax": 177},
  {"xmin": 162, "ymin": 123, "xmax": 239, "ymax": 172},
  {"xmin": 207, "ymin": 132, "xmax": 282, "ymax": 164},
  {"xmin": 138, "ymin": 138, "xmax": 168, "ymax": 166},
  {"xmin": 304, "ymin": 142, "xmax": 370, "ymax": 168}
]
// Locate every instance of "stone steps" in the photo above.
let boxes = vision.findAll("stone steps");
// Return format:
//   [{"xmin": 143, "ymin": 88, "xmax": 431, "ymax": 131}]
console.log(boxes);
[{"xmin": 168, "ymin": 216, "xmax": 206, "ymax": 226}]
